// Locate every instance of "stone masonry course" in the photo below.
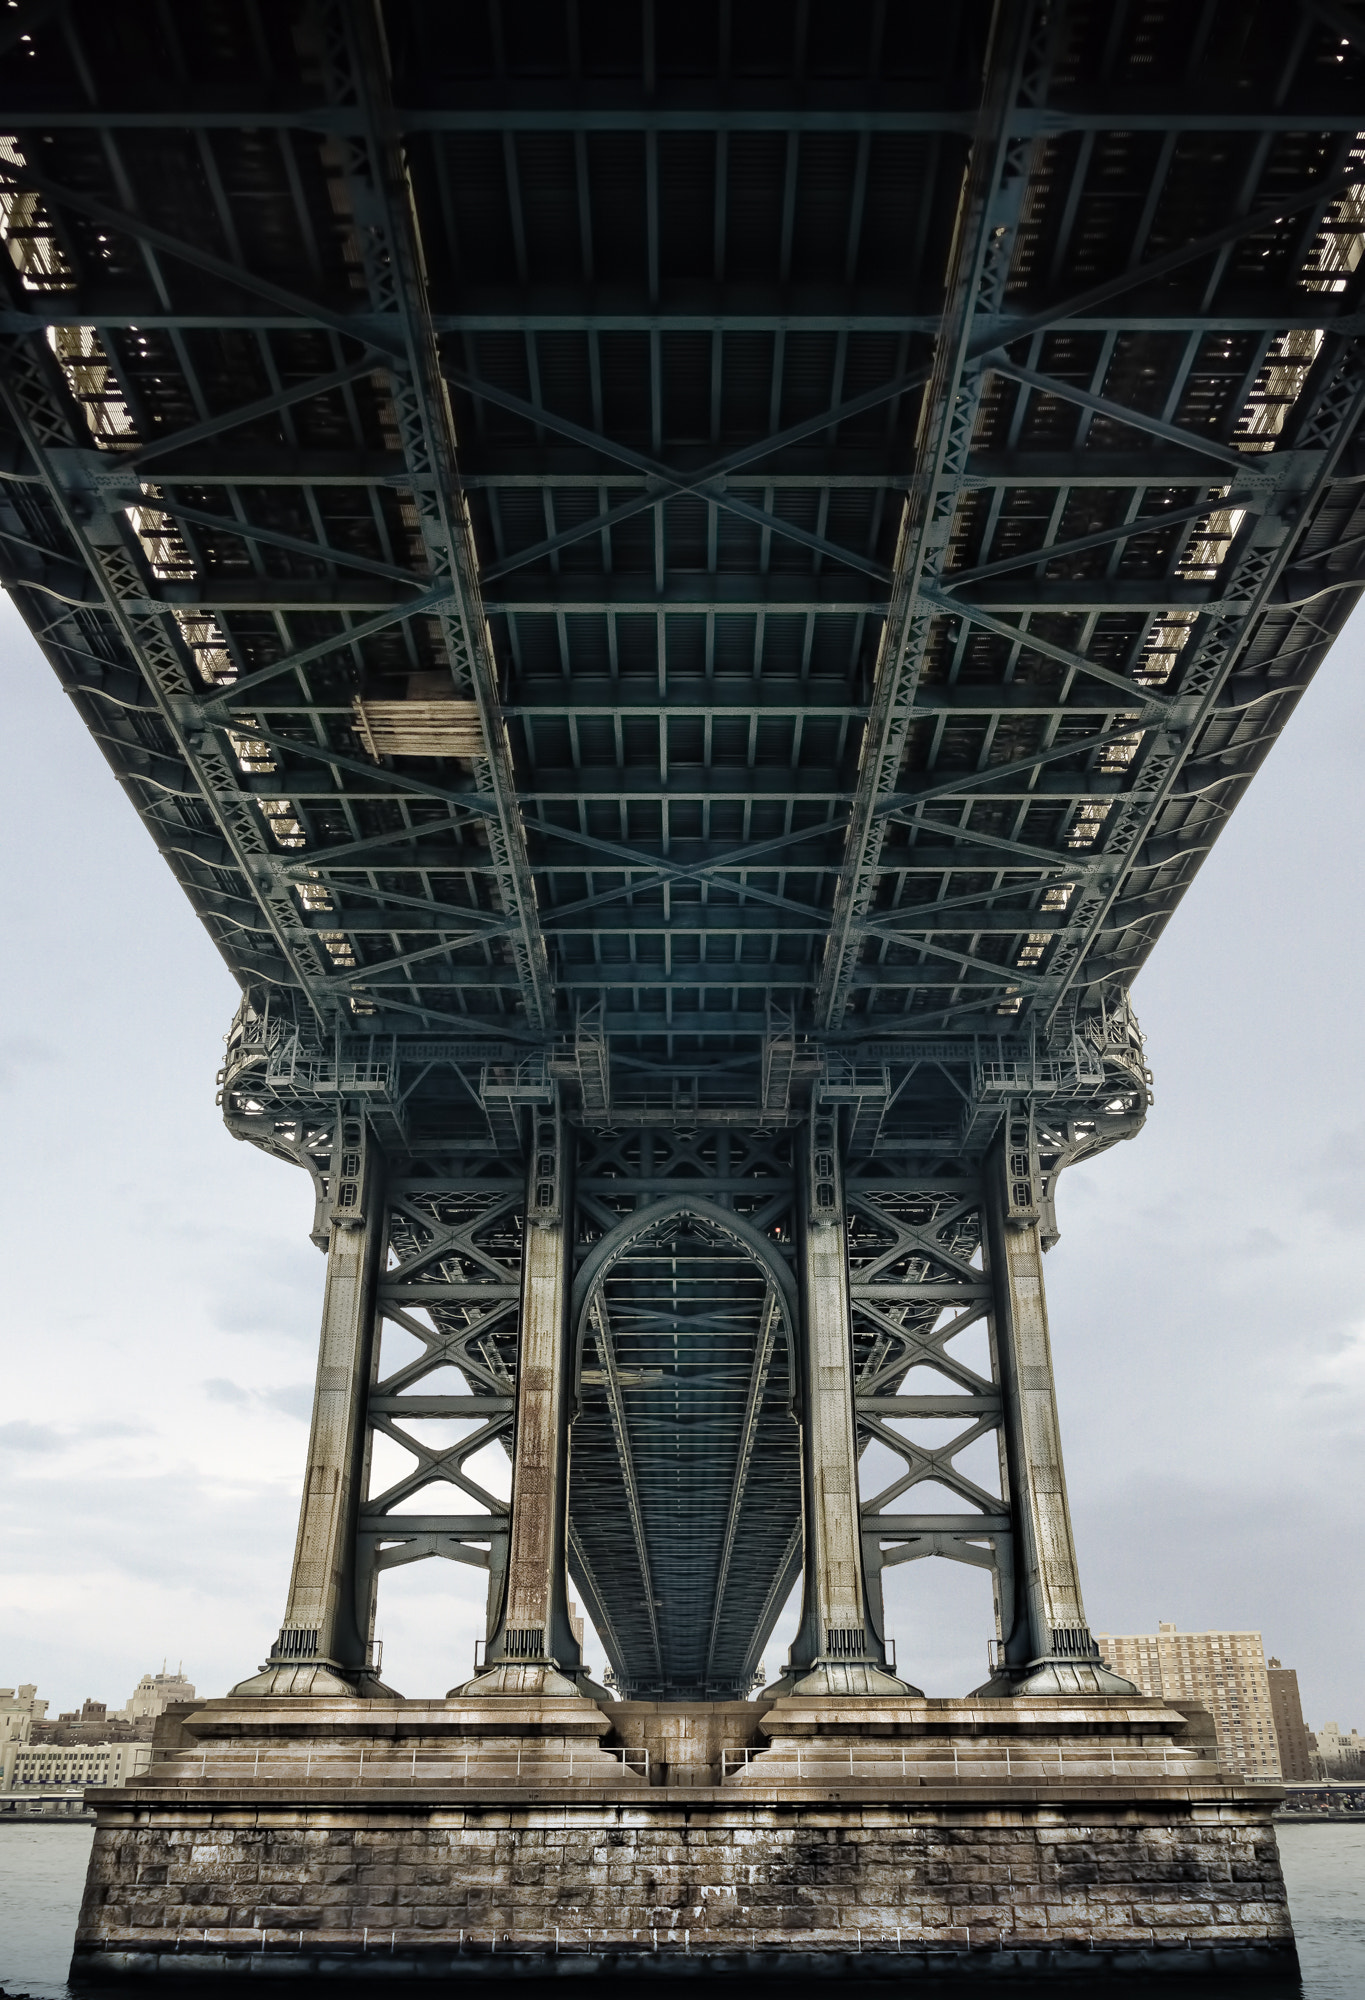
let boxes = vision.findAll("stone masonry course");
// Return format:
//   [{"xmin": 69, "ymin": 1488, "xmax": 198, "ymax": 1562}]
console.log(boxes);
[{"xmin": 78, "ymin": 1804, "xmax": 1291, "ymax": 1957}]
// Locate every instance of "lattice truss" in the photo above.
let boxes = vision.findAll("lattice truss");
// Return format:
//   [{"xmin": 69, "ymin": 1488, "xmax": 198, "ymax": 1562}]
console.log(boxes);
[
  {"xmin": 845, "ymin": 1171, "xmax": 1010, "ymax": 1641},
  {"xmin": 362, "ymin": 1174, "xmax": 522, "ymax": 1590}
]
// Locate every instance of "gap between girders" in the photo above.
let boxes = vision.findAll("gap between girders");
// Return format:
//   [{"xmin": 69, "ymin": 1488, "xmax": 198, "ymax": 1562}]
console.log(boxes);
[
  {"xmin": 116, "ymin": 354, "xmax": 386, "ymax": 472},
  {"xmin": 976, "ymin": 358, "xmax": 1252, "ymax": 474},
  {"xmin": 451, "ymin": 372, "xmax": 1253, "ymax": 589},
  {"xmin": 445, "ymin": 174, "xmax": 1365, "ymax": 578}
]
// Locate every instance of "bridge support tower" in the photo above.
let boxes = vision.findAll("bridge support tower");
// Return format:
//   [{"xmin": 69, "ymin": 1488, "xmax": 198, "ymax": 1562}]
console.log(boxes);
[{"xmin": 72, "ymin": 1044, "xmax": 1293, "ymax": 1980}]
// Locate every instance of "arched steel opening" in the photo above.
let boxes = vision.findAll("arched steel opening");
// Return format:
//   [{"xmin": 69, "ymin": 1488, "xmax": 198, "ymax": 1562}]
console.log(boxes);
[{"xmin": 567, "ymin": 1197, "xmax": 801, "ymax": 1699}]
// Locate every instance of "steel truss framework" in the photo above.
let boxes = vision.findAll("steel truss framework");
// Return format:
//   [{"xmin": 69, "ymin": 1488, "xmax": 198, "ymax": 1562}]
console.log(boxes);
[{"xmin": 8, "ymin": 0, "xmax": 1365, "ymax": 1695}]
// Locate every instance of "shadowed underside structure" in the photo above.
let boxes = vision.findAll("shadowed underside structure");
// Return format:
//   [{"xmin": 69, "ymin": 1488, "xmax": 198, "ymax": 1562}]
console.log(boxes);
[{"xmin": 7, "ymin": 0, "xmax": 1365, "ymax": 1703}]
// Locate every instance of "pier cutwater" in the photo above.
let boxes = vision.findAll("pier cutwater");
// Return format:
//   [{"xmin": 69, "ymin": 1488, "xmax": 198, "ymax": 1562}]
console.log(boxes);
[{"xmin": 5, "ymin": 0, "xmax": 1352, "ymax": 1977}]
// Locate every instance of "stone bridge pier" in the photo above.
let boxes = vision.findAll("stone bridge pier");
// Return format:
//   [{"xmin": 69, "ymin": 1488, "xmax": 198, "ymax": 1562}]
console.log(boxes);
[{"xmin": 72, "ymin": 1096, "xmax": 1294, "ymax": 1981}]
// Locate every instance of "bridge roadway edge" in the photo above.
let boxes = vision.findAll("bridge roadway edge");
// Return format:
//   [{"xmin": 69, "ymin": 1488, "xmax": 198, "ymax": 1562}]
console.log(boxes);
[{"xmin": 69, "ymin": 1695, "xmax": 1296, "ymax": 1982}]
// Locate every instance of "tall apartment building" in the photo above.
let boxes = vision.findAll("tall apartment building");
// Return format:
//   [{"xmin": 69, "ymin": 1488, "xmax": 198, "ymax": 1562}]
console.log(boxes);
[
  {"xmin": 1266, "ymin": 1658, "xmax": 1314, "ymax": 1781},
  {"xmin": 1093, "ymin": 1622, "xmax": 1281, "ymax": 1779}
]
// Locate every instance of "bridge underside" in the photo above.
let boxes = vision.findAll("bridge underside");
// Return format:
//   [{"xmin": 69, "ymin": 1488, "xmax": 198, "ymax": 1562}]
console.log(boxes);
[{"xmin": 7, "ymin": 0, "xmax": 1365, "ymax": 1714}]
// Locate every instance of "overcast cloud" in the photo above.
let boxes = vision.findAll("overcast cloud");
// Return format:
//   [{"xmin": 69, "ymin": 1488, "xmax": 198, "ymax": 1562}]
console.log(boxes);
[{"xmin": 3, "ymin": 594, "xmax": 1363, "ymax": 1729}]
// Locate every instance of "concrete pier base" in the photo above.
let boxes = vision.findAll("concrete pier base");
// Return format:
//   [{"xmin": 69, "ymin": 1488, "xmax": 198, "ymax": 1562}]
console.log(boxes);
[{"xmin": 71, "ymin": 1695, "xmax": 1297, "ymax": 1980}]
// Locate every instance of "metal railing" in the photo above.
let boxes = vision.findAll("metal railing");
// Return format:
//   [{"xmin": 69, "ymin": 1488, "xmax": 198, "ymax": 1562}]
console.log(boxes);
[
  {"xmin": 169, "ymin": 1743, "xmax": 649, "ymax": 1790},
  {"xmin": 720, "ymin": 1741, "xmax": 1202, "ymax": 1781}
]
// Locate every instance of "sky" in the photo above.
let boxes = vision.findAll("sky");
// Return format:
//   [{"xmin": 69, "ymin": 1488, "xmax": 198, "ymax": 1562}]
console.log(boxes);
[{"xmin": 3, "ymin": 591, "xmax": 1364, "ymax": 1729}]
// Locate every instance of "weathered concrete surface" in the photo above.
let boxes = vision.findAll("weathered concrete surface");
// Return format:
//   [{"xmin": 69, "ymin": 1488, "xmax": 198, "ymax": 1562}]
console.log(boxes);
[
  {"xmin": 70, "ymin": 1695, "xmax": 1296, "ymax": 1978},
  {"xmin": 232, "ymin": 1149, "xmax": 390, "ymax": 1702},
  {"xmin": 785, "ymin": 1122, "xmax": 912, "ymax": 1696},
  {"xmin": 609, "ymin": 1700, "xmax": 774, "ymax": 1787},
  {"xmin": 458, "ymin": 1105, "xmax": 583, "ymax": 1698}
]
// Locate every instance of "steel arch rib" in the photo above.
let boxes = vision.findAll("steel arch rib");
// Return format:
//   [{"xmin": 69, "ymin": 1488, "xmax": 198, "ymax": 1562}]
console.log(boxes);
[{"xmin": 569, "ymin": 1195, "xmax": 799, "ymax": 1403}]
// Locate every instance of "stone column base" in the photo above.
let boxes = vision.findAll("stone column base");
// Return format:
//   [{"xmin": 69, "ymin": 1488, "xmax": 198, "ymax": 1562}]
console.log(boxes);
[{"xmin": 71, "ymin": 1695, "xmax": 1297, "ymax": 1979}]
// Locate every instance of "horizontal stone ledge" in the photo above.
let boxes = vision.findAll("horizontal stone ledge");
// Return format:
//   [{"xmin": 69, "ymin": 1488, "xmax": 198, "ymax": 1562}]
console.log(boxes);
[
  {"xmin": 167, "ymin": 1693, "xmax": 1217, "ymax": 1737},
  {"xmin": 94, "ymin": 1780, "xmax": 1282, "ymax": 1814},
  {"xmin": 753, "ymin": 1695, "xmax": 1202, "ymax": 1731},
  {"xmin": 172, "ymin": 1699, "xmax": 606, "ymax": 1739},
  {"xmin": 69, "ymin": 1940, "xmax": 1304, "ymax": 1982}
]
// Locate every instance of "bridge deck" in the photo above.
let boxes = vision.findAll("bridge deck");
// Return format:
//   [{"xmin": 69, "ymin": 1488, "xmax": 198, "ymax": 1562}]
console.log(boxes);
[{"xmin": 3, "ymin": 3, "xmax": 1361, "ymax": 1082}]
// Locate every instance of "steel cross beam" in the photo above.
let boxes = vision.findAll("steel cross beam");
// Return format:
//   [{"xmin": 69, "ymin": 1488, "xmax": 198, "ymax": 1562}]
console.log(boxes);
[
  {"xmin": 120, "ymin": 356, "xmax": 385, "ymax": 471},
  {"xmin": 980, "ymin": 358, "xmax": 1253, "ymax": 473},
  {"xmin": 447, "ymin": 365, "xmax": 895, "ymax": 585},
  {"xmin": 585, "ymin": 1292, "xmax": 664, "ymax": 1686}
]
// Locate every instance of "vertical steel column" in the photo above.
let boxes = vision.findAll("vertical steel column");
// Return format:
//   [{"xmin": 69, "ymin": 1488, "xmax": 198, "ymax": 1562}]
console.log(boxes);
[
  {"xmin": 233, "ymin": 1111, "xmax": 391, "ymax": 1696},
  {"xmin": 458, "ymin": 1096, "xmax": 584, "ymax": 1694},
  {"xmin": 980, "ymin": 1115, "xmax": 1136, "ymax": 1695},
  {"xmin": 785, "ymin": 1112, "xmax": 913, "ymax": 1694}
]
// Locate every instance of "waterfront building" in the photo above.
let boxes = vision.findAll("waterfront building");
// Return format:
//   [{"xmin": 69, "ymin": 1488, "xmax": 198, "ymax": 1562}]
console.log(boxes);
[
  {"xmin": 1094, "ymin": 1623, "xmax": 1281, "ymax": 1779},
  {"xmin": 2, "ymin": 1741, "xmax": 151, "ymax": 1792},
  {"xmin": 1267, "ymin": 1659, "xmax": 1314, "ymax": 1781},
  {"xmin": 15, "ymin": 1675, "xmax": 195, "ymax": 1753}
]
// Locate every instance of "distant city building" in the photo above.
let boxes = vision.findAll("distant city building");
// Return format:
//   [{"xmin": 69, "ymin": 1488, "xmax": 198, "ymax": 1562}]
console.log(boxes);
[
  {"xmin": 5, "ymin": 1672, "xmax": 196, "ymax": 1761},
  {"xmin": 124, "ymin": 1667, "xmax": 195, "ymax": 1721},
  {"xmin": 34, "ymin": 1695, "xmax": 149, "ymax": 1747},
  {"xmin": 55, "ymin": 1699, "xmax": 107, "ymax": 1726},
  {"xmin": 1267, "ymin": 1658, "xmax": 1314, "ymax": 1781},
  {"xmin": 1093, "ymin": 1622, "xmax": 1281, "ymax": 1779},
  {"xmin": 1312, "ymin": 1721, "xmax": 1364, "ymax": 1776},
  {"xmin": 0, "ymin": 1685, "xmax": 46, "ymax": 1756},
  {"xmin": 2, "ymin": 1740, "xmax": 150, "ymax": 1792}
]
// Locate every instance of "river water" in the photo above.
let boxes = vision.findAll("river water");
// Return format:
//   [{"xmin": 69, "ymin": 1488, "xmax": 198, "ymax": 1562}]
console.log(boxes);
[{"xmin": 0, "ymin": 1820, "xmax": 1361, "ymax": 1996}]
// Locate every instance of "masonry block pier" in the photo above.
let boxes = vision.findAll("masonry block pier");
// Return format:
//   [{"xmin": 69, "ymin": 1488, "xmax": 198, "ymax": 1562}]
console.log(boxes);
[{"xmin": 72, "ymin": 1693, "xmax": 1294, "ymax": 1979}]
